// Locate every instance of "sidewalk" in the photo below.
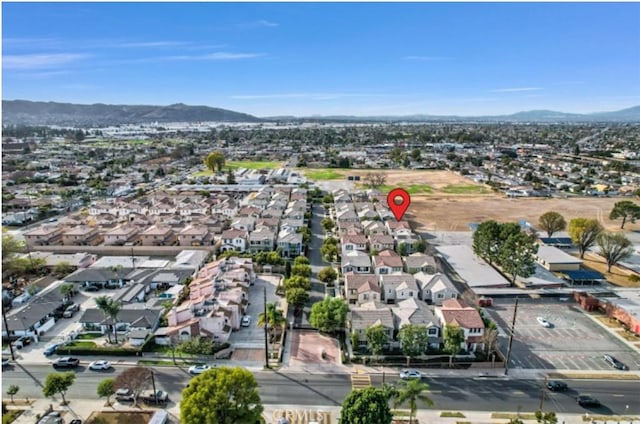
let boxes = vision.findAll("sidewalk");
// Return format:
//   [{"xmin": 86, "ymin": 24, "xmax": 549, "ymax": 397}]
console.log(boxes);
[{"xmin": 8, "ymin": 399, "xmax": 637, "ymax": 424}]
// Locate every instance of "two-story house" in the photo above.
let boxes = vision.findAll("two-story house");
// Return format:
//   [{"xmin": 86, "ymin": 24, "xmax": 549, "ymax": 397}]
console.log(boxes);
[
  {"xmin": 369, "ymin": 234, "xmax": 395, "ymax": 252},
  {"xmin": 220, "ymin": 229, "xmax": 248, "ymax": 253},
  {"xmin": 24, "ymin": 226, "xmax": 64, "ymax": 249},
  {"xmin": 403, "ymin": 253, "xmax": 436, "ymax": 274},
  {"xmin": 341, "ymin": 250, "xmax": 372, "ymax": 274},
  {"xmin": 277, "ymin": 229, "xmax": 303, "ymax": 258},
  {"xmin": 103, "ymin": 225, "xmax": 141, "ymax": 246},
  {"xmin": 372, "ymin": 250, "xmax": 404, "ymax": 275},
  {"xmin": 62, "ymin": 225, "xmax": 103, "ymax": 246},
  {"xmin": 178, "ymin": 225, "xmax": 214, "ymax": 246},
  {"xmin": 140, "ymin": 225, "xmax": 177, "ymax": 246},
  {"xmin": 349, "ymin": 305, "xmax": 395, "ymax": 351},
  {"xmin": 435, "ymin": 299, "xmax": 485, "ymax": 352},
  {"xmin": 344, "ymin": 273, "xmax": 381, "ymax": 305},
  {"xmin": 248, "ymin": 227, "xmax": 276, "ymax": 253},
  {"xmin": 414, "ymin": 272, "xmax": 459, "ymax": 305},
  {"xmin": 379, "ymin": 273, "xmax": 419, "ymax": 304},
  {"xmin": 341, "ymin": 233, "xmax": 369, "ymax": 253}
]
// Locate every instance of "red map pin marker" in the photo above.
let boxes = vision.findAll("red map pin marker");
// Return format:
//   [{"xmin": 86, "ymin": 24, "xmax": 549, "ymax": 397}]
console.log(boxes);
[{"xmin": 387, "ymin": 188, "xmax": 411, "ymax": 221}]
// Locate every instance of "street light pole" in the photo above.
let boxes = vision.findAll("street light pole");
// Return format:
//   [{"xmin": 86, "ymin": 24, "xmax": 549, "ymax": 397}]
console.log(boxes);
[
  {"xmin": 504, "ymin": 297, "xmax": 519, "ymax": 376},
  {"xmin": 1, "ymin": 304, "xmax": 16, "ymax": 361},
  {"xmin": 264, "ymin": 286, "xmax": 269, "ymax": 369}
]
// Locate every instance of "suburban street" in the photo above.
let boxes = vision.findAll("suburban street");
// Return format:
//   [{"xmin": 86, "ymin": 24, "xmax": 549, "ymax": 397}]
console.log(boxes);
[{"xmin": 3, "ymin": 364, "xmax": 639, "ymax": 415}]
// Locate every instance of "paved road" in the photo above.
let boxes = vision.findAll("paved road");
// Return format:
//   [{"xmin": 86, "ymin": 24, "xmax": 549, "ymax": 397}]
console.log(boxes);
[{"xmin": 3, "ymin": 364, "xmax": 639, "ymax": 414}]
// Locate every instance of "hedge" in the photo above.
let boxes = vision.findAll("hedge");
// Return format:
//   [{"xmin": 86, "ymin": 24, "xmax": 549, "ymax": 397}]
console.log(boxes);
[{"xmin": 55, "ymin": 346, "xmax": 142, "ymax": 356}]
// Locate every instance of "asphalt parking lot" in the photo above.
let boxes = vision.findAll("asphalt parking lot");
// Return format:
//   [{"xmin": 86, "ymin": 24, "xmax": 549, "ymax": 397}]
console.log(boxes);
[
  {"xmin": 228, "ymin": 274, "xmax": 283, "ymax": 349},
  {"xmin": 485, "ymin": 298, "xmax": 640, "ymax": 371}
]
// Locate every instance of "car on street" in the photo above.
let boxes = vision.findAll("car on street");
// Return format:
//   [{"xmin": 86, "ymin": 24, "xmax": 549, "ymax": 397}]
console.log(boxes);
[
  {"xmin": 89, "ymin": 360, "xmax": 112, "ymax": 371},
  {"xmin": 400, "ymin": 369, "xmax": 422, "ymax": 380},
  {"xmin": 62, "ymin": 303, "xmax": 80, "ymax": 318},
  {"xmin": 188, "ymin": 364, "xmax": 212, "ymax": 375},
  {"xmin": 52, "ymin": 357, "xmax": 80, "ymax": 369},
  {"xmin": 11, "ymin": 336, "xmax": 32, "ymax": 349},
  {"xmin": 546, "ymin": 381, "xmax": 568, "ymax": 391},
  {"xmin": 43, "ymin": 343, "xmax": 61, "ymax": 356},
  {"xmin": 603, "ymin": 354, "xmax": 629, "ymax": 370},
  {"xmin": 241, "ymin": 315, "xmax": 252, "ymax": 327},
  {"xmin": 536, "ymin": 317, "xmax": 552, "ymax": 328},
  {"xmin": 576, "ymin": 395, "xmax": 601, "ymax": 407}
]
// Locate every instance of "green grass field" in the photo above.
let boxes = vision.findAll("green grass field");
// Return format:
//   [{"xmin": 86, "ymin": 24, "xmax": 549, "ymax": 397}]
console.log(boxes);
[
  {"xmin": 303, "ymin": 169, "xmax": 346, "ymax": 180},
  {"xmin": 441, "ymin": 184, "xmax": 491, "ymax": 194}
]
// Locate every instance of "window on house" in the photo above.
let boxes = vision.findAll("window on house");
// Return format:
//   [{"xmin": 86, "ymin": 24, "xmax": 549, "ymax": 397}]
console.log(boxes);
[
  {"xmin": 409, "ymin": 291, "xmax": 413, "ymax": 296},
  {"xmin": 437, "ymin": 293, "xmax": 444, "ymax": 299}
]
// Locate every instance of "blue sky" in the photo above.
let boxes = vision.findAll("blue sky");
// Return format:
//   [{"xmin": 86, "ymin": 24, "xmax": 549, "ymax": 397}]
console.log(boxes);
[{"xmin": 2, "ymin": 2, "xmax": 640, "ymax": 117}]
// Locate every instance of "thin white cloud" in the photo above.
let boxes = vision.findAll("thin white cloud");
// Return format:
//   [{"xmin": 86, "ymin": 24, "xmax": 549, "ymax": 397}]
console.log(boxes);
[
  {"xmin": 166, "ymin": 52, "xmax": 264, "ymax": 61},
  {"xmin": 110, "ymin": 41, "xmax": 190, "ymax": 48},
  {"xmin": 403, "ymin": 56, "xmax": 451, "ymax": 61},
  {"xmin": 490, "ymin": 87, "xmax": 542, "ymax": 93},
  {"xmin": 3, "ymin": 53, "xmax": 90, "ymax": 70},
  {"xmin": 236, "ymin": 20, "xmax": 279, "ymax": 28},
  {"xmin": 10, "ymin": 70, "xmax": 72, "ymax": 79}
]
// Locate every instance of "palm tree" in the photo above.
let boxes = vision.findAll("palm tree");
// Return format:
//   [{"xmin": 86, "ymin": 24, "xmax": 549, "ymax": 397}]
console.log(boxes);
[
  {"xmin": 95, "ymin": 296, "xmax": 122, "ymax": 344},
  {"xmin": 257, "ymin": 302, "xmax": 287, "ymax": 336},
  {"xmin": 394, "ymin": 379, "xmax": 434, "ymax": 424}
]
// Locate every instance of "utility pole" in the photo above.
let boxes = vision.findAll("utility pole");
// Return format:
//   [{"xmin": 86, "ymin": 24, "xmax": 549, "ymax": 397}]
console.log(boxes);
[
  {"xmin": 539, "ymin": 376, "xmax": 547, "ymax": 411},
  {"xmin": 150, "ymin": 370, "xmax": 158, "ymax": 406},
  {"xmin": 504, "ymin": 297, "xmax": 519, "ymax": 376},
  {"xmin": 1, "ymin": 305, "xmax": 16, "ymax": 360},
  {"xmin": 264, "ymin": 286, "xmax": 269, "ymax": 369}
]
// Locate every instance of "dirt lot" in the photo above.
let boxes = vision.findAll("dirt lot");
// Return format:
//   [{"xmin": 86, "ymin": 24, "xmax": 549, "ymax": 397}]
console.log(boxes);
[
  {"xmin": 407, "ymin": 196, "xmax": 639, "ymax": 232},
  {"xmin": 348, "ymin": 169, "xmax": 480, "ymax": 189}
]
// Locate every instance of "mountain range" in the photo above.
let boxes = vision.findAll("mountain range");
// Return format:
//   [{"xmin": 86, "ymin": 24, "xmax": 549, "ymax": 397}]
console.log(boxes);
[{"xmin": 2, "ymin": 100, "xmax": 640, "ymax": 126}]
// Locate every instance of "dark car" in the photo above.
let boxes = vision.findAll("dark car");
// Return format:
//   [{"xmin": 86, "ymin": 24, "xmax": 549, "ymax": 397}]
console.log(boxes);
[
  {"xmin": 52, "ymin": 357, "xmax": 80, "ymax": 369},
  {"xmin": 546, "ymin": 381, "xmax": 568, "ymax": 392},
  {"xmin": 576, "ymin": 395, "xmax": 601, "ymax": 407},
  {"xmin": 603, "ymin": 354, "xmax": 629, "ymax": 370},
  {"xmin": 84, "ymin": 284, "xmax": 100, "ymax": 292}
]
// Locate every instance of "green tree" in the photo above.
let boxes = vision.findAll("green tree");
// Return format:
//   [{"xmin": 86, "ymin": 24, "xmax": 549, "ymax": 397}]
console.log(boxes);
[
  {"xmin": 340, "ymin": 387, "xmax": 393, "ymax": 424},
  {"xmin": 412, "ymin": 239, "xmax": 427, "ymax": 253},
  {"xmin": 204, "ymin": 151, "xmax": 225, "ymax": 173},
  {"xmin": 181, "ymin": 366, "xmax": 263, "ymax": 424},
  {"xmin": 366, "ymin": 324, "xmax": 389, "ymax": 358},
  {"xmin": 398, "ymin": 324, "xmax": 429, "ymax": 365},
  {"xmin": 609, "ymin": 200, "xmax": 640, "ymax": 229},
  {"xmin": 293, "ymin": 256, "xmax": 310, "ymax": 266},
  {"xmin": 318, "ymin": 267, "xmax": 338, "ymax": 284},
  {"xmin": 226, "ymin": 169, "xmax": 236, "ymax": 184},
  {"xmin": 97, "ymin": 378, "xmax": 115, "ymax": 406},
  {"xmin": 538, "ymin": 211, "xmax": 567, "ymax": 238},
  {"xmin": 472, "ymin": 220, "xmax": 502, "ymax": 265},
  {"xmin": 284, "ymin": 275, "xmax": 311, "ymax": 291},
  {"xmin": 321, "ymin": 218, "xmax": 335, "ymax": 232},
  {"xmin": 568, "ymin": 218, "xmax": 603, "ymax": 258},
  {"xmin": 6, "ymin": 385, "xmax": 19, "ymax": 403},
  {"xmin": 499, "ymin": 232, "xmax": 538, "ymax": 285},
  {"xmin": 443, "ymin": 324, "xmax": 466, "ymax": 368},
  {"xmin": 43, "ymin": 371, "xmax": 75, "ymax": 405},
  {"xmin": 321, "ymin": 243, "xmax": 339, "ymax": 262},
  {"xmin": 535, "ymin": 410, "xmax": 558, "ymax": 424},
  {"xmin": 286, "ymin": 287, "xmax": 309, "ymax": 307},
  {"xmin": 291, "ymin": 264, "xmax": 311, "ymax": 278},
  {"xmin": 257, "ymin": 302, "xmax": 287, "ymax": 334},
  {"xmin": 394, "ymin": 379, "xmax": 434, "ymax": 424},
  {"xmin": 309, "ymin": 297, "xmax": 348, "ymax": 333},
  {"xmin": 59, "ymin": 283, "xmax": 75, "ymax": 299},
  {"xmin": 396, "ymin": 242, "xmax": 409, "ymax": 256},
  {"xmin": 411, "ymin": 148, "xmax": 422, "ymax": 162},
  {"xmin": 95, "ymin": 295, "xmax": 122, "ymax": 344},
  {"xmin": 2, "ymin": 234, "xmax": 24, "ymax": 267},
  {"xmin": 596, "ymin": 232, "xmax": 634, "ymax": 272},
  {"xmin": 53, "ymin": 262, "xmax": 74, "ymax": 277}
]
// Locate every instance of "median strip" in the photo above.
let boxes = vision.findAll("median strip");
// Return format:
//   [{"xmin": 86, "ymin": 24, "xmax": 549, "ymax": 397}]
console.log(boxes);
[{"xmin": 547, "ymin": 372, "xmax": 640, "ymax": 380}]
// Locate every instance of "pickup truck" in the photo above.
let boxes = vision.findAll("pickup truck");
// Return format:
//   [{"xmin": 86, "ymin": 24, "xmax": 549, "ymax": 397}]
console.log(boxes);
[{"xmin": 138, "ymin": 389, "xmax": 169, "ymax": 404}]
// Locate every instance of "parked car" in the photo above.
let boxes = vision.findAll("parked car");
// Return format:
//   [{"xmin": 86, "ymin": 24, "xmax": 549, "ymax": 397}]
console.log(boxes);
[
  {"xmin": 188, "ymin": 364, "xmax": 212, "ymax": 375},
  {"xmin": 89, "ymin": 360, "xmax": 112, "ymax": 371},
  {"xmin": 603, "ymin": 354, "xmax": 629, "ymax": 370},
  {"xmin": 241, "ymin": 315, "xmax": 252, "ymax": 327},
  {"xmin": 400, "ymin": 369, "xmax": 422, "ymax": 380},
  {"xmin": 43, "ymin": 343, "xmax": 61, "ymax": 356},
  {"xmin": 576, "ymin": 395, "xmax": 601, "ymax": 407},
  {"xmin": 11, "ymin": 336, "xmax": 32, "ymax": 349},
  {"xmin": 63, "ymin": 303, "xmax": 80, "ymax": 318},
  {"xmin": 546, "ymin": 381, "xmax": 568, "ymax": 392},
  {"xmin": 2, "ymin": 357, "xmax": 11, "ymax": 366},
  {"xmin": 36, "ymin": 411, "xmax": 63, "ymax": 424},
  {"xmin": 84, "ymin": 284, "xmax": 100, "ymax": 292},
  {"xmin": 115, "ymin": 388, "xmax": 135, "ymax": 402},
  {"xmin": 536, "ymin": 317, "xmax": 552, "ymax": 328},
  {"xmin": 52, "ymin": 357, "xmax": 80, "ymax": 369},
  {"xmin": 139, "ymin": 389, "xmax": 169, "ymax": 404}
]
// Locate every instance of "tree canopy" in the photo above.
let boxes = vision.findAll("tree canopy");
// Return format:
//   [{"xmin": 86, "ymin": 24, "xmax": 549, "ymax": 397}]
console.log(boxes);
[
  {"xmin": 309, "ymin": 297, "xmax": 348, "ymax": 333},
  {"xmin": 97, "ymin": 378, "xmax": 115, "ymax": 405},
  {"xmin": 394, "ymin": 379, "xmax": 434, "ymax": 424},
  {"xmin": 398, "ymin": 324, "xmax": 429, "ymax": 363},
  {"xmin": 318, "ymin": 267, "xmax": 338, "ymax": 284},
  {"xmin": 366, "ymin": 324, "xmax": 389, "ymax": 357},
  {"xmin": 340, "ymin": 387, "xmax": 393, "ymax": 424},
  {"xmin": 204, "ymin": 151, "xmax": 225, "ymax": 173},
  {"xmin": 596, "ymin": 232, "xmax": 634, "ymax": 272},
  {"xmin": 443, "ymin": 324, "xmax": 466, "ymax": 367},
  {"xmin": 538, "ymin": 211, "xmax": 567, "ymax": 238},
  {"xmin": 43, "ymin": 371, "xmax": 75, "ymax": 405},
  {"xmin": 285, "ymin": 287, "xmax": 309, "ymax": 307},
  {"xmin": 609, "ymin": 201, "xmax": 640, "ymax": 229},
  {"xmin": 181, "ymin": 366, "xmax": 263, "ymax": 424},
  {"xmin": 568, "ymin": 218, "xmax": 603, "ymax": 258}
]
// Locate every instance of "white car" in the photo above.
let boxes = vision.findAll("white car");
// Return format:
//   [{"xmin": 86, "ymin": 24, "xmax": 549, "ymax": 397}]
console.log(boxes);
[
  {"xmin": 400, "ymin": 369, "xmax": 422, "ymax": 380},
  {"xmin": 241, "ymin": 316, "xmax": 252, "ymax": 327},
  {"xmin": 188, "ymin": 364, "xmax": 211, "ymax": 375},
  {"xmin": 89, "ymin": 360, "xmax": 112, "ymax": 371},
  {"xmin": 537, "ymin": 317, "xmax": 552, "ymax": 328}
]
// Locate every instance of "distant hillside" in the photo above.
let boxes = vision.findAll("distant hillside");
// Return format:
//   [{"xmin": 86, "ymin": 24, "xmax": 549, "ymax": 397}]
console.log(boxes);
[
  {"xmin": 2, "ymin": 100, "xmax": 262, "ymax": 126},
  {"xmin": 266, "ymin": 105, "xmax": 640, "ymax": 123}
]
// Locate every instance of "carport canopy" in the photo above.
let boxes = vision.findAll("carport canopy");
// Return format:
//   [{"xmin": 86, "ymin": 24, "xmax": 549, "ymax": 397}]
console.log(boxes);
[{"xmin": 563, "ymin": 270, "xmax": 605, "ymax": 285}]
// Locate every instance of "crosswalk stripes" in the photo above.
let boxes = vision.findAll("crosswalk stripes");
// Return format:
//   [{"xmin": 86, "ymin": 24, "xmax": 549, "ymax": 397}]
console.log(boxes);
[{"xmin": 350, "ymin": 374, "xmax": 372, "ymax": 390}]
